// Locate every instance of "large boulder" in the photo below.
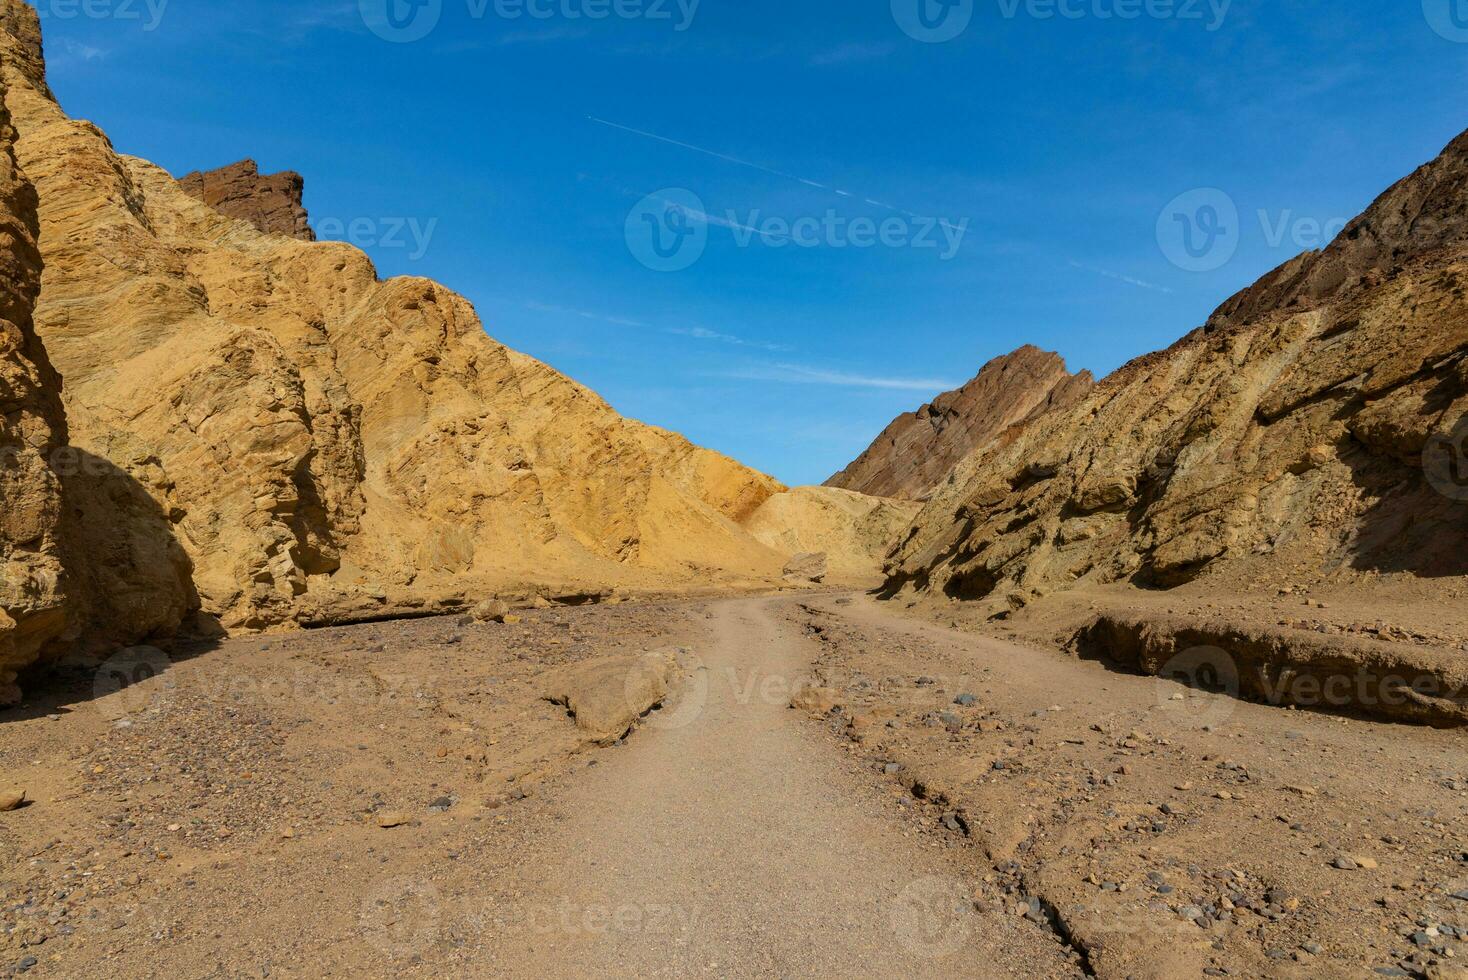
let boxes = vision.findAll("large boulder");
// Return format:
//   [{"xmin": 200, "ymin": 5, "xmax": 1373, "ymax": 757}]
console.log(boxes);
[
  {"xmin": 541, "ymin": 650, "xmax": 680, "ymax": 745},
  {"xmin": 782, "ymin": 552, "xmax": 829, "ymax": 584}
]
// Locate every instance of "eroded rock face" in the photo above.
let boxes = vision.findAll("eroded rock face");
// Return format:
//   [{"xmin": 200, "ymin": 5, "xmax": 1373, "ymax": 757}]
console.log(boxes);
[
  {"xmin": 178, "ymin": 159, "xmax": 315, "ymax": 241},
  {"xmin": 826, "ymin": 346, "xmax": 1093, "ymax": 501},
  {"xmin": 0, "ymin": 0, "xmax": 789, "ymax": 637},
  {"xmin": 885, "ymin": 130, "xmax": 1468, "ymax": 609},
  {"xmin": 1071, "ymin": 612, "xmax": 1468, "ymax": 728},
  {"xmin": 0, "ymin": 62, "xmax": 66, "ymax": 703}
]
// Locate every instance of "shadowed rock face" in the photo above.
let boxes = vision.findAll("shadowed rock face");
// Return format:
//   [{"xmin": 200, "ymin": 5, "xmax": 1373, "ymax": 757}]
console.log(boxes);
[
  {"xmin": 826, "ymin": 346, "xmax": 1093, "ymax": 501},
  {"xmin": 0, "ymin": 2, "xmax": 198, "ymax": 705},
  {"xmin": 178, "ymin": 159, "xmax": 315, "ymax": 241},
  {"xmin": 0, "ymin": 59, "xmax": 67, "ymax": 704},
  {"xmin": 885, "ymin": 130, "xmax": 1468, "ymax": 611}
]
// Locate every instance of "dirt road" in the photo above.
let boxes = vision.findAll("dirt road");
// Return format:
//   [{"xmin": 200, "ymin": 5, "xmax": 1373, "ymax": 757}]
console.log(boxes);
[{"xmin": 469, "ymin": 598, "xmax": 1079, "ymax": 977}]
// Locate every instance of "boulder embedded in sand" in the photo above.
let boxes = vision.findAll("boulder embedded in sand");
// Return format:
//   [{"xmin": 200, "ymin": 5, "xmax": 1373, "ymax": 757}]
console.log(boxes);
[
  {"xmin": 743, "ymin": 486, "xmax": 919, "ymax": 584},
  {"xmin": 542, "ymin": 650, "xmax": 679, "ymax": 745},
  {"xmin": 782, "ymin": 552, "xmax": 829, "ymax": 584},
  {"xmin": 472, "ymin": 599, "xmax": 511, "ymax": 624}
]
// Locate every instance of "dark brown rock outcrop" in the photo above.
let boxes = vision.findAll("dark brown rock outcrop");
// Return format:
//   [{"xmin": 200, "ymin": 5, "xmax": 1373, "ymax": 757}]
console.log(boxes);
[
  {"xmin": 1209, "ymin": 129, "xmax": 1468, "ymax": 330},
  {"xmin": 826, "ymin": 346, "xmax": 1093, "ymax": 501},
  {"xmin": 179, "ymin": 159, "xmax": 315, "ymax": 241}
]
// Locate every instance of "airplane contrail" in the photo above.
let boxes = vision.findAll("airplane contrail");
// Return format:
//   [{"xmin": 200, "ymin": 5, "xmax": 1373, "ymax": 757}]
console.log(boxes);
[
  {"xmin": 587, "ymin": 115, "xmax": 963, "ymax": 230},
  {"xmin": 588, "ymin": 116, "xmax": 825, "ymax": 188}
]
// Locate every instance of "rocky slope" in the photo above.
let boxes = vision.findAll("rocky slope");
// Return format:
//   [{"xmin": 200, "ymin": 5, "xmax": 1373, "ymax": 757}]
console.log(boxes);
[
  {"xmin": 179, "ymin": 159, "xmax": 315, "ymax": 241},
  {"xmin": 826, "ymin": 346, "xmax": 1092, "ymax": 501},
  {"xmin": 0, "ymin": 66, "xmax": 66, "ymax": 704},
  {"xmin": 0, "ymin": 0, "xmax": 796, "ymax": 643},
  {"xmin": 885, "ymin": 129, "xmax": 1468, "ymax": 618}
]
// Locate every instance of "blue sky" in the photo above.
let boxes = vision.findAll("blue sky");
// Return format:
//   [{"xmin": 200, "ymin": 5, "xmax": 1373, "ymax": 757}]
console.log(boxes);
[{"xmin": 37, "ymin": 0, "xmax": 1468, "ymax": 486}]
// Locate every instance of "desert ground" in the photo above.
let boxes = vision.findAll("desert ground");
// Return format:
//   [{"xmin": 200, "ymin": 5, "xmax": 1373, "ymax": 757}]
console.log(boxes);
[{"xmin": 3, "ymin": 593, "xmax": 1465, "ymax": 979}]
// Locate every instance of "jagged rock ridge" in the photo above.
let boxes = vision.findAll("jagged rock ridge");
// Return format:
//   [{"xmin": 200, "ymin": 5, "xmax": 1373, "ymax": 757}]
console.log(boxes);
[
  {"xmin": 179, "ymin": 159, "xmax": 315, "ymax": 241},
  {"xmin": 885, "ymin": 130, "xmax": 1468, "ymax": 610},
  {"xmin": 826, "ymin": 346, "xmax": 1093, "ymax": 501}
]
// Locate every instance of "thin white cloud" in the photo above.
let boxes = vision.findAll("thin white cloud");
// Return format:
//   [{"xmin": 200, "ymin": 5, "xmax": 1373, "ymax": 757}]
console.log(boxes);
[
  {"xmin": 810, "ymin": 42, "xmax": 896, "ymax": 66},
  {"xmin": 727, "ymin": 363, "xmax": 960, "ymax": 392},
  {"xmin": 277, "ymin": 1, "xmax": 361, "ymax": 40},
  {"xmin": 291, "ymin": 2, "xmax": 358, "ymax": 28},
  {"xmin": 667, "ymin": 326, "xmax": 792, "ymax": 353},
  {"xmin": 494, "ymin": 25, "xmax": 594, "ymax": 46},
  {"xmin": 1068, "ymin": 260, "xmax": 1174, "ymax": 294},
  {"xmin": 648, "ymin": 194, "xmax": 768, "ymax": 237},
  {"xmin": 589, "ymin": 116, "xmax": 819, "ymax": 187},
  {"xmin": 524, "ymin": 300, "xmax": 646, "ymax": 327},
  {"xmin": 59, "ymin": 39, "xmax": 107, "ymax": 62},
  {"xmin": 523, "ymin": 301, "xmax": 789, "ymax": 351}
]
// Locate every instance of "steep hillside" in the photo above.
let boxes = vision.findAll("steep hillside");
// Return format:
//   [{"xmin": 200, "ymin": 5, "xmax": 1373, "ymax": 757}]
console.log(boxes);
[
  {"xmin": 0, "ymin": 0, "xmax": 791, "ymax": 636},
  {"xmin": 826, "ymin": 346, "xmax": 1092, "ymax": 500},
  {"xmin": 885, "ymin": 130, "xmax": 1468, "ymax": 613}
]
